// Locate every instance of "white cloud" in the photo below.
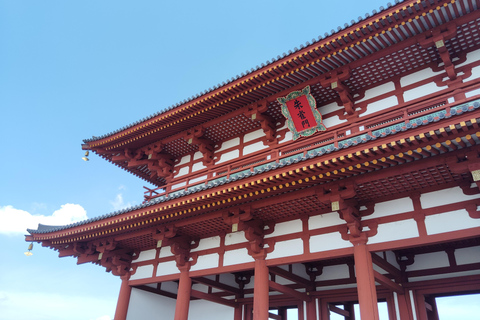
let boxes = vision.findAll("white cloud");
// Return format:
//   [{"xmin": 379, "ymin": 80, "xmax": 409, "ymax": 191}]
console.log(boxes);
[
  {"xmin": 0, "ymin": 290, "xmax": 114, "ymax": 320},
  {"xmin": 0, "ymin": 204, "xmax": 88, "ymax": 235},
  {"xmin": 110, "ymin": 193, "xmax": 132, "ymax": 211}
]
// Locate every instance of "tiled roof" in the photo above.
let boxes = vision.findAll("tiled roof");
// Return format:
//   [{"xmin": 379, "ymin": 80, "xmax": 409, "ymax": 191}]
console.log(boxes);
[
  {"xmin": 82, "ymin": 0, "xmax": 405, "ymax": 144},
  {"xmin": 29, "ymin": 98, "xmax": 480, "ymax": 234}
]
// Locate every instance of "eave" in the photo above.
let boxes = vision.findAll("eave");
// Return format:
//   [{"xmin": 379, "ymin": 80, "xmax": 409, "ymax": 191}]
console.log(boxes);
[{"xmin": 28, "ymin": 99, "xmax": 480, "ymax": 250}]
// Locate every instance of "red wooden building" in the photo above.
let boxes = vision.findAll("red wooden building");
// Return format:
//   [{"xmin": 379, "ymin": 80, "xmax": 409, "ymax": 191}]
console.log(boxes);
[{"xmin": 26, "ymin": 0, "xmax": 480, "ymax": 319}]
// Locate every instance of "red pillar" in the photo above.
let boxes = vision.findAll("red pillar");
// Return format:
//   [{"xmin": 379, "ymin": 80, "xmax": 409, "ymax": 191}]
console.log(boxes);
[
  {"xmin": 395, "ymin": 291, "xmax": 415, "ymax": 320},
  {"xmin": 234, "ymin": 304, "xmax": 243, "ymax": 320},
  {"xmin": 114, "ymin": 274, "xmax": 132, "ymax": 320},
  {"xmin": 352, "ymin": 235, "xmax": 379, "ymax": 320},
  {"xmin": 174, "ymin": 264, "xmax": 192, "ymax": 320},
  {"xmin": 253, "ymin": 255, "xmax": 269, "ymax": 320},
  {"xmin": 306, "ymin": 299, "xmax": 317, "ymax": 320}
]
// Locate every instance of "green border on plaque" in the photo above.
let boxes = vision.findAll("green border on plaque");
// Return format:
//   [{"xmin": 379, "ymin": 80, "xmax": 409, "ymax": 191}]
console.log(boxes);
[{"xmin": 277, "ymin": 85, "xmax": 326, "ymax": 140}]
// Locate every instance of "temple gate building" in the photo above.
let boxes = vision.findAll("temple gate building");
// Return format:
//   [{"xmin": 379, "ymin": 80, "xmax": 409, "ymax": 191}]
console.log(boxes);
[{"xmin": 26, "ymin": 0, "xmax": 480, "ymax": 319}]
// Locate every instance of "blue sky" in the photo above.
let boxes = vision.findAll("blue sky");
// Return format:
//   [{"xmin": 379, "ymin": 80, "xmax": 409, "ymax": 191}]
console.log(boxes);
[{"xmin": 1, "ymin": 1, "xmax": 478, "ymax": 319}]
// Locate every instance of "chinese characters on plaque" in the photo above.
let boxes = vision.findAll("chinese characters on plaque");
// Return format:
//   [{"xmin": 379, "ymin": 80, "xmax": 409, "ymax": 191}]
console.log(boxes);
[{"xmin": 277, "ymin": 86, "xmax": 326, "ymax": 140}]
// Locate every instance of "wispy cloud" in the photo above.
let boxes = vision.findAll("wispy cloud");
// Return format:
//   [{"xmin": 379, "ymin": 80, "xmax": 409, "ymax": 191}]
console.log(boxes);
[
  {"xmin": 0, "ymin": 290, "xmax": 114, "ymax": 320},
  {"xmin": 109, "ymin": 186, "xmax": 132, "ymax": 211},
  {"xmin": 0, "ymin": 204, "xmax": 88, "ymax": 235}
]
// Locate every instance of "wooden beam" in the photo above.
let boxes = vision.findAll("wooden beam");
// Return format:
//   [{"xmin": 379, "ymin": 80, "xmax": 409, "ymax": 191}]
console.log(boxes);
[
  {"xmin": 371, "ymin": 253, "xmax": 402, "ymax": 279},
  {"xmin": 328, "ymin": 304, "xmax": 350, "ymax": 317},
  {"xmin": 268, "ymin": 312, "xmax": 282, "ymax": 320},
  {"xmin": 373, "ymin": 270, "xmax": 404, "ymax": 294},
  {"xmin": 190, "ymin": 289, "xmax": 238, "ymax": 308},
  {"xmin": 268, "ymin": 281, "xmax": 311, "ymax": 302},
  {"xmin": 269, "ymin": 266, "xmax": 313, "ymax": 289},
  {"xmin": 135, "ymin": 285, "xmax": 178, "ymax": 299},
  {"xmin": 192, "ymin": 276, "xmax": 242, "ymax": 295}
]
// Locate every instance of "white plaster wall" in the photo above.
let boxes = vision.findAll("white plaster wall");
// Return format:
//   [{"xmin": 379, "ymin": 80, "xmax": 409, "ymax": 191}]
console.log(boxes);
[
  {"xmin": 244, "ymin": 129, "xmax": 264, "ymax": 143},
  {"xmin": 455, "ymin": 246, "xmax": 480, "ymax": 265},
  {"xmin": 465, "ymin": 65, "xmax": 480, "ymax": 83},
  {"xmin": 172, "ymin": 181, "xmax": 187, "ymax": 189},
  {"xmin": 159, "ymin": 246, "xmax": 174, "ymax": 258},
  {"xmin": 403, "ymin": 82, "xmax": 443, "ymax": 102},
  {"xmin": 409, "ymin": 270, "xmax": 480, "ymax": 282},
  {"xmin": 322, "ymin": 115, "xmax": 347, "ymax": 128},
  {"xmin": 357, "ymin": 82, "xmax": 396, "ymax": 102},
  {"xmin": 420, "ymin": 186, "xmax": 479, "ymax": 208},
  {"xmin": 278, "ymin": 130, "xmax": 292, "ymax": 144},
  {"xmin": 361, "ymin": 96, "xmax": 399, "ymax": 117},
  {"xmin": 177, "ymin": 155, "xmax": 191, "ymax": 166},
  {"xmin": 174, "ymin": 167, "xmax": 189, "ymax": 178},
  {"xmin": 127, "ymin": 288, "xmax": 176, "ymax": 320},
  {"xmin": 223, "ymin": 248, "xmax": 254, "ymax": 266},
  {"xmin": 216, "ymin": 149, "xmax": 239, "ymax": 164},
  {"xmin": 219, "ymin": 273, "xmax": 238, "ymax": 288},
  {"xmin": 194, "ymin": 151, "xmax": 203, "ymax": 160},
  {"xmin": 406, "ymin": 252, "xmax": 449, "ymax": 271},
  {"xmin": 217, "ymin": 137, "xmax": 240, "ymax": 152},
  {"xmin": 135, "ymin": 249, "xmax": 157, "ymax": 262},
  {"xmin": 192, "ymin": 236, "xmax": 221, "ymax": 252},
  {"xmin": 319, "ymin": 101, "xmax": 342, "ymax": 115},
  {"xmin": 265, "ymin": 219, "xmax": 303, "ymax": 238},
  {"xmin": 458, "ymin": 48, "xmax": 480, "ymax": 67},
  {"xmin": 156, "ymin": 260, "xmax": 179, "ymax": 277},
  {"xmin": 192, "ymin": 162, "xmax": 206, "ymax": 172},
  {"xmin": 465, "ymin": 87, "xmax": 480, "ymax": 98},
  {"xmin": 225, "ymin": 231, "xmax": 246, "ymax": 246},
  {"xmin": 368, "ymin": 219, "xmax": 419, "ymax": 245},
  {"xmin": 309, "ymin": 232, "xmax": 350, "ymax": 252},
  {"xmin": 425, "ymin": 209, "xmax": 480, "ymax": 235},
  {"xmin": 190, "ymin": 253, "xmax": 219, "ymax": 272},
  {"xmin": 366, "ymin": 197, "xmax": 414, "ymax": 219},
  {"xmin": 189, "ymin": 299, "xmax": 235, "ymax": 320},
  {"xmin": 267, "ymin": 238, "xmax": 304, "ymax": 260},
  {"xmin": 319, "ymin": 264, "xmax": 350, "ymax": 280},
  {"xmin": 274, "ymin": 275, "xmax": 296, "ymax": 285},
  {"xmin": 243, "ymin": 140, "xmax": 268, "ymax": 155},
  {"xmin": 400, "ymin": 68, "xmax": 441, "ymax": 87},
  {"xmin": 189, "ymin": 175, "xmax": 207, "ymax": 184},
  {"xmin": 130, "ymin": 264, "xmax": 154, "ymax": 280},
  {"xmin": 292, "ymin": 262, "xmax": 310, "ymax": 279},
  {"xmin": 309, "ymin": 212, "xmax": 344, "ymax": 229},
  {"xmin": 192, "ymin": 283, "xmax": 209, "ymax": 293}
]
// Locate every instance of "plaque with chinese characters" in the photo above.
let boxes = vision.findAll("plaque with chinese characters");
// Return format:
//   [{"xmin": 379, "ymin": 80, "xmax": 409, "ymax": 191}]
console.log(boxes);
[{"xmin": 277, "ymin": 85, "xmax": 326, "ymax": 140}]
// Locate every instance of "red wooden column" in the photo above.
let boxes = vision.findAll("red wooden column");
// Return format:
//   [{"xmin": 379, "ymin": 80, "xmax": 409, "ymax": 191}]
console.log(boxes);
[
  {"xmin": 253, "ymin": 252, "xmax": 270, "ymax": 320},
  {"xmin": 305, "ymin": 299, "xmax": 317, "ymax": 320},
  {"xmin": 114, "ymin": 273, "xmax": 132, "ymax": 320},
  {"xmin": 174, "ymin": 263, "xmax": 192, "ymax": 320},
  {"xmin": 234, "ymin": 304, "xmax": 243, "ymax": 320},
  {"xmin": 352, "ymin": 234, "xmax": 379, "ymax": 320}
]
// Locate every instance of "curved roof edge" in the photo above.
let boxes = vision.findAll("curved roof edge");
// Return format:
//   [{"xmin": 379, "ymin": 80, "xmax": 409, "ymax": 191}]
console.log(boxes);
[{"xmin": 83, "ymin": 0, "xmax": 405, "ymax": 144}]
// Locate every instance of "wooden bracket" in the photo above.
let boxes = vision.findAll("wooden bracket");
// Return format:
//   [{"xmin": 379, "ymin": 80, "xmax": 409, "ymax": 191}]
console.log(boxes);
[
  {"xmin": 245, "ymin": 101, "xmax": 277, "ymax": 144},
  {"xmin": 320, "ymin": 68, "xmax": 356, "ymax": 116},
  {"xmin": 418, "ymin": 23, "xmax": 458, "ymax": 80},
  {"xmin": 185, "ymin": 126, "xmax": 215, "ymax": 166}
]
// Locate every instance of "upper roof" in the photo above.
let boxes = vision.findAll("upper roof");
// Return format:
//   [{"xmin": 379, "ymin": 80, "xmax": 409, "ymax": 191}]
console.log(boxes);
[
  {"xmin": 81, "ymin": 0, "xmax": 480, "ymax": 187},
  {"xmin": 82, "ymin": 0, "xmax": 407, "ymax": 145},
  {"xmin": 27, "ymin": 0, "xmax": 480, "ymax": 250}
]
